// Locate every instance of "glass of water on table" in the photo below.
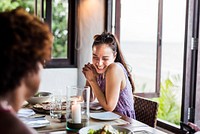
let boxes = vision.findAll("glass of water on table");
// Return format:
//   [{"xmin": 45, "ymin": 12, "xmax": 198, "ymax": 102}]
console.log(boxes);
[{"xmin": 50, "ymin": 94, "xmax": 62, "ymax": 118}]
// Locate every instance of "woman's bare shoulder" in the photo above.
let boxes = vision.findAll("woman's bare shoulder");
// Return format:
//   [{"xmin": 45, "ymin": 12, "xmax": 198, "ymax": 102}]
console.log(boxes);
[
  {"xmin": 108, "ymin": 62, "xmax": 123, "ymax": 69},
  {"xmin": 107, "ymin": 63, "xmax": 124, "ymax": 74}
]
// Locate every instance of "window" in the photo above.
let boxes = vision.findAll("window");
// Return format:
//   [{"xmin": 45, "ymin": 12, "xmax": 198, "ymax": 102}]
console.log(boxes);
[
  {"xmin": 45, "ymin": 0, "xmax": 77, "ymax": 68},
  {"xmin": 0, "ymin": 0, "xmax": 77, "ymax": 68},
  {"xmin": 116, "ymin": 0, "xmax": 163, "ymax": 97},
  {"xmin": 113, "ymin": 0, "xmax": 187, "ymax": 133},
  {"xmin": 182, "ymin": 0, "xmax": 200, "ymax": 127}
]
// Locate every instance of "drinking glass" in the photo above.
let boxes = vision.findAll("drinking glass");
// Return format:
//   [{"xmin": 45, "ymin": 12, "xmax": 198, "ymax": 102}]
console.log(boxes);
[
  {"xmin": 50, "ymin": 95, "xmax": 62, "ymax": 118},
  {"xmin": 66, "ymin": 86, "xmax": 90, "ymax": 131}
]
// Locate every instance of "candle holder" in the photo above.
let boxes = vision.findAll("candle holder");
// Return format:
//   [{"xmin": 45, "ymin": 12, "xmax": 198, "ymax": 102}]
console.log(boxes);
[{"xmin": 66, "ymin": 86, "xmax": 90, "ymax": 132}]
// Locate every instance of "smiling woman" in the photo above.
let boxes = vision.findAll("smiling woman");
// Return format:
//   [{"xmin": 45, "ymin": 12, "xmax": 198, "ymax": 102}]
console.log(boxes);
[{"xmin": 82, "ymin": 31, "xmax": 136, "ymax": 119}]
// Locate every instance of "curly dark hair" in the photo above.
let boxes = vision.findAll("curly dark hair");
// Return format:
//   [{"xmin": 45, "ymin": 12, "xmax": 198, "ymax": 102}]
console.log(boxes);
[
  {"xmin": 92, "ymin": 31, "xmax": 135, "ymax": 93},
  {"xmin": 0, "ymin": 7, "xmax": 53, "ymax": 95}
]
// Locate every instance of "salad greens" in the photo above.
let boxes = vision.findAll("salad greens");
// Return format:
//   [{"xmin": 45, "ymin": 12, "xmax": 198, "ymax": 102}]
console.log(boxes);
[{"xmin": 87, "ymin": 125, "xmax": 127, "ymax": 134}]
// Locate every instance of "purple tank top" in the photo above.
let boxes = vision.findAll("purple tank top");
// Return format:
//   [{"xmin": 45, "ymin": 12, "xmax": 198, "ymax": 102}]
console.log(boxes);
[{"xmin": 97, "ymin": 63, "xmax": 136, "ymax": 119}]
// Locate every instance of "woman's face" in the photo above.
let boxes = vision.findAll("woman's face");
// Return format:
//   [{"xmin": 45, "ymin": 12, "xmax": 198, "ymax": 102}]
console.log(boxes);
[
  {"xmin": 25, "ymin": 62, "xmax": 43, "ymax": 98},
  {"xmin": 92, "ymin": 44, "xmax": 116, "ymax": 74}
]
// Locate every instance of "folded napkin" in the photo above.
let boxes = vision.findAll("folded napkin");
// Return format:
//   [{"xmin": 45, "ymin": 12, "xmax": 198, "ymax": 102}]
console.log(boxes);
[
  {"xmin": 17, "ymin": 108, "xmax": 50, "ymax": 128},
  {"xmin": 19, "ymin": 116, "xmax": 50, "ymax": 128},
  {"xmin": 17, "ymin": 108, "xmax": 35, "ymax": 118},
  {"xmin": 25, "ymin": 119, "xmax": 50, "ymax": 128}
]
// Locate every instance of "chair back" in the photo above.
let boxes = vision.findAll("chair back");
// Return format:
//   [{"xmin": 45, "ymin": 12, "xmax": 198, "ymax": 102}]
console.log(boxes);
[{"xmin": 134, "ymin": 95, "xmax": 159, "ymax": 127}]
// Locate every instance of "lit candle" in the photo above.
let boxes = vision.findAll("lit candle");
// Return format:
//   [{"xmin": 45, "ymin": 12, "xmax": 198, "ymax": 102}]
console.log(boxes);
[{"xmin": 71, "ymin": 99, "xmax": 81, "ymax": 123}]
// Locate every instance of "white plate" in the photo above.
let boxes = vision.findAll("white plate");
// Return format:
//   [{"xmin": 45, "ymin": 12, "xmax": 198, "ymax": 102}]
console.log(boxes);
[
  {"xmin": 26, "ymin": 119, "xmax": 50, "ymax": 128},
  {"xmin": 90, "ymin": 112, "xmax": 121, "ymax": 121},
  {"xmin": 28, "ymin": 123, "xmax": 49, "ymax": 128},
  {"xmin": 79, "ymin": 125, "xmax": 132, "ymax": 134},
  {"xmin": 17, "ymin": 108, "xmax": 35, "ymax": 118}
]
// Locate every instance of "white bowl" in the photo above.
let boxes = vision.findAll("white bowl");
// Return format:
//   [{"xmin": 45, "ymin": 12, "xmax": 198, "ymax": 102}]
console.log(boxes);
[
  {"xmin": 27, "ymin": 92, "xmax": 52, "ymax": 105},
  {"xmin": 79, "ymin": 125, "xmax": 132, "ymax": 134}
]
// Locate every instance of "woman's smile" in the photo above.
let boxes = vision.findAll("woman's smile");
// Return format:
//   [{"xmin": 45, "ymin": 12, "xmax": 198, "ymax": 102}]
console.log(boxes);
[
  {"xmin": 95, "ymin": 65, "xmax": 106, "ymax": 73},
  {"xmin": 92, "ymin": 44, "xmax": 116, "ymax": 74}
]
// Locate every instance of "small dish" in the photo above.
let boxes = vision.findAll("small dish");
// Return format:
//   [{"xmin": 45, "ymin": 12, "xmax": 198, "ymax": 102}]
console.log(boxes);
[
  {"xmin": 27, "ymin": 120, "xmax": 50, "ymax": 128},
  {"xmin": 134, "ymin": 130, "xmax": 153, "ymax": 134},
  {"xmin": 79, "ymin": 125, "xmax": 132, "ymax": 134},
  {"xmin": 90, "ymin": 102, "xmax": 103, "ymax": 110},
  {"xmin": 90, "ymin": 112, "xmax": 121, "ymax": 121},
  {"xmin": 27, "ymin": 91, "xmax": 52, "ymax": 105},
  {"xmin": 21, "ymin": 117, "xmax": 50, "ymax": 128}
]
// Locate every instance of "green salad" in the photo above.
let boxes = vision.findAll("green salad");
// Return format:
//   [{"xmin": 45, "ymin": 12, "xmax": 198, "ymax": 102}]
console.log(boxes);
[{"xmin": 87, "ymin": 125, "xmax": 127, "ymax": 134}]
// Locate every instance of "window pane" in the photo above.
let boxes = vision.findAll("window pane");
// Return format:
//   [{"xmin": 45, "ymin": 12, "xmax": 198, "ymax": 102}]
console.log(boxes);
[
  {"xmin": 0, "ymin": 0, "xmax": 34, "ymax": 13},
  {"xmin": 52, "ymin": 0, "xmax": 68, "ymax": 58},
  {"xmin": 0, "ymin": 0, "xmax": 69, "ymax": 59},
  {"xmin": 120, "ymin": 0, "xmax": 158, "ymax": 93},
  {"xmin": 158, "ymin": 0, "xmax": 185, "ymax": 125}
]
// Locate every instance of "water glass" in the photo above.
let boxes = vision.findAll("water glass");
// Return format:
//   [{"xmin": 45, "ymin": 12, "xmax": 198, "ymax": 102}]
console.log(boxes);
[
  {"xmin": 66, "ymin": 86, "xmax": 90, "ymax": 131},
  {"xmin": 50, "ymin": 95, "xmax": 62, "ymax": 118}
]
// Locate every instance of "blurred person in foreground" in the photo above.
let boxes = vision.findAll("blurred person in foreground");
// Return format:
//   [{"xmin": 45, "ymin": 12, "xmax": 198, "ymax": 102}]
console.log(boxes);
[
  {"xmin": 82, "ymin": 31, "xmax": 136, "ymax": 119},
  {"xmin": 0, "ymin": 7, "xmax": 53, "ymax": 133}
]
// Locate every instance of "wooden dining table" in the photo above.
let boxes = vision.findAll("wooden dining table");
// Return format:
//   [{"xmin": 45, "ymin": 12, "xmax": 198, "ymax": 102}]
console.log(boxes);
[{"xmin": 33, "ymin": 110, "xmax": 167, "ymax": 134}]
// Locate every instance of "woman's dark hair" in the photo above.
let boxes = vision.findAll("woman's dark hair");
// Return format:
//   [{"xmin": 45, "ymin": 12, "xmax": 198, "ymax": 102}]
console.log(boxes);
[
  {"xmin": 0, "ymin": 7, "xmax": 53, "ymax": 95},
  {"xmin": 92, "ymin": 31, "xmax": 135, "ymax": 93}
]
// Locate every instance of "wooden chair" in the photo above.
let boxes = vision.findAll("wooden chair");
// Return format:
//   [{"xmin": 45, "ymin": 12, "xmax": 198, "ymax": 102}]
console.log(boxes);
[{"xmin": 134, "ymin": 95, "xmax": 159, "ymax": 128}]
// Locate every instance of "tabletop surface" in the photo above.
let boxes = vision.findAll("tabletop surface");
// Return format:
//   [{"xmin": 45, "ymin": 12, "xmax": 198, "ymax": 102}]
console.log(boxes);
[
  {"xmin": 23, "ymin": 103, "xmax": 167, "ymax": 134},
  {"xmin": 33, "ymin": 111, "xmax": 167, "ymax": 134}
]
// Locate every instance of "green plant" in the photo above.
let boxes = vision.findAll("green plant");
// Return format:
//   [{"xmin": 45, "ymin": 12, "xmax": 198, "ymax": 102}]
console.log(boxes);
[
  {"xmin": 152, "ymin": 74, "xmax": 181, "ymax": 125},
  {"xmin": 0, "ymin": 0, "xmax": 19, "ymax": 12},
  {"xmin": 0, "ymin": 0, "xmax": 67, "ymax": 58},
  {"xmin": 52, "ymin": 0, "xmax": 68, "ymax": 58}
]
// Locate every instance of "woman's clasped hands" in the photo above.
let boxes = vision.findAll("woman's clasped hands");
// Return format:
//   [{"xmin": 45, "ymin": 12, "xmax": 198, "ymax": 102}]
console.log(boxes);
[{"xmin": 82, "ymin": 62, "xmax": 98, "ymax": 82}]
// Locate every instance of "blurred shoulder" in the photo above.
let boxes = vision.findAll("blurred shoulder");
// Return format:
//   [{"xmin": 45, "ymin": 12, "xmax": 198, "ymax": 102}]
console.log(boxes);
[
  {"xmin": 107, "ymin": 63, "xmax": 123, "ymax": 73},
  {"xmin": 0, "ymin": 108, "xmax": 37, "ymax": 134}
]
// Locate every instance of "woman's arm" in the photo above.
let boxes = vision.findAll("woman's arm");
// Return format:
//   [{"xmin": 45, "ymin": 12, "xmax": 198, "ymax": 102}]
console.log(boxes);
[
  {"xmin": 85, "ymin": 81, "xmax": 96, "ymax": 102},
  {"xmin": 83, "ymin": 63, "xmax": 125, "ymax": 111},
  {"xmin": 104, "ymin": 63, "xmax": 125, "ymax": 110}
]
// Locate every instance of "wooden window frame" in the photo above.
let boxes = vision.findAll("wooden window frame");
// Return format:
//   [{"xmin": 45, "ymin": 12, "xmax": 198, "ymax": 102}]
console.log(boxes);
[
  {"xmin": 111, "ymin": 0, "xmax": 200, "ymax": 133},
  {"xmin": 44, "ymin": 0, "xmax": 77, "ymax": 68},
  {"xmin": 113, "ymin": 0, "xmax": 162, "ymax": 98}
]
